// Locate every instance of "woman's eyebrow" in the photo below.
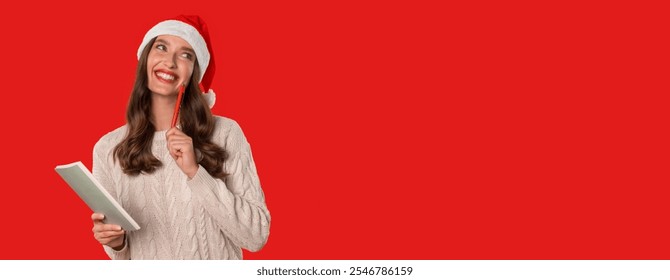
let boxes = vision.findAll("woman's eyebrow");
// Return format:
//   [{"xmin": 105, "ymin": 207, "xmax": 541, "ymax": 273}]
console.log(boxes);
[
  {"xmin": 180, "ymin": 46, "xmax": 195, "ymax": 53},
  {"xmin": 155, "ymin": 39, "xmax": 194, "ymax": 53}
]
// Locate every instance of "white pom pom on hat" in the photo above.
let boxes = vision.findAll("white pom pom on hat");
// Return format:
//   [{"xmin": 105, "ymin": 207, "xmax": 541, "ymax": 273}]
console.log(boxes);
[{"xmin": 137, "ymin": 15, "xmax": 217, "ymax": 108}]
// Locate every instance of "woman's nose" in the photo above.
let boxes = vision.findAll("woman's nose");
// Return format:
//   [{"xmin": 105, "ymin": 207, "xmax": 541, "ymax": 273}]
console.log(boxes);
[{"xmin": 163, "ymin": 54, "xmax": 178, "ymax": 68}]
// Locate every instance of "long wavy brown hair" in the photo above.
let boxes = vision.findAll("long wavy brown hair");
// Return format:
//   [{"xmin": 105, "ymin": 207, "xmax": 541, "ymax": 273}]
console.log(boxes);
[{"xmin": 113, "ymin": 38, "xmax": 228, "ymax": 179}]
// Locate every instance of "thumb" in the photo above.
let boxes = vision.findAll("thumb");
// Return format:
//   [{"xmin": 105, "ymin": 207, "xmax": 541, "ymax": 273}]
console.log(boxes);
[{"xmin": 91, "ymin": 213, "xmax": 105, "ymax": 223}]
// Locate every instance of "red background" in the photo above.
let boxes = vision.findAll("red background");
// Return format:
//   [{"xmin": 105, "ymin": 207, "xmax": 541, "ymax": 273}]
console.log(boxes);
[{"xmin": 0, "ymin": 0, "xmax": 668, "ymax": 259}]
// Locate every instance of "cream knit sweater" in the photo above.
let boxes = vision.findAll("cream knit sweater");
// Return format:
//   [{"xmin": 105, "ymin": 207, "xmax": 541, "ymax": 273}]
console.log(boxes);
[{"xmin": 92, "ymin": 116, "xmax": 270, "ymax": 259}]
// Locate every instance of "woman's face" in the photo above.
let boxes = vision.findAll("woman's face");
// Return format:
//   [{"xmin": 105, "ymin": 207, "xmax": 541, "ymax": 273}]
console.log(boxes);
[{"xmin": 146, "ymin": 35, "xmax": 196, "ymax": 97}]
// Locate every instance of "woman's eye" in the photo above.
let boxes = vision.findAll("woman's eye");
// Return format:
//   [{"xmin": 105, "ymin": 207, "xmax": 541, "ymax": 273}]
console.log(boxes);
[
  {"xmin": 181, "ymin": 53, "xmax": 193, "ymax": 60},
  {"xmin": 156, "ymin": 44, "xmax": 167, "ymax": 51}
]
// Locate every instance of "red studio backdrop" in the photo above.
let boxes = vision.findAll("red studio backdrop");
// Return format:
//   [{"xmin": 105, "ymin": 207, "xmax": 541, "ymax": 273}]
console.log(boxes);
[{"xmin": 0, "ymin": 0, "xmax": 668, "ymax": 259}]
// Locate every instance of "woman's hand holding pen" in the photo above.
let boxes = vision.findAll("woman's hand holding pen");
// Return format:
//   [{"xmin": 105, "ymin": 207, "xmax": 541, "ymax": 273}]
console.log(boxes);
[
  {"xmin": 166, "ymin": 127, "xmax": 199, "ymax": 178},
  {"xmin": 91, "ymin": 213, "xmax": 125, "ymax": 250}
]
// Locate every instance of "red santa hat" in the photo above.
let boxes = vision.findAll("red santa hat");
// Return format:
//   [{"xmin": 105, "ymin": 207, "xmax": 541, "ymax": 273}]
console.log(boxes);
[{"xmin": 137, "ymin": 15, "xmax": 216, "ymax": 108}]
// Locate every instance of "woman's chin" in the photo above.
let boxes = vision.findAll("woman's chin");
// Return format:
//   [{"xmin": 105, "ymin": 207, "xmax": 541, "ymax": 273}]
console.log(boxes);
[{"xmin": 149, "ymin": 86, "xmax": 178, "ymax": 97}]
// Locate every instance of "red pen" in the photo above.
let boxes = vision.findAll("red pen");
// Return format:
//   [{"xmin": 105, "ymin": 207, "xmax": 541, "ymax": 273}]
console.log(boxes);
[{"xmin": 171, "ymin": 84, "xmax": 186, "ymax": 128}]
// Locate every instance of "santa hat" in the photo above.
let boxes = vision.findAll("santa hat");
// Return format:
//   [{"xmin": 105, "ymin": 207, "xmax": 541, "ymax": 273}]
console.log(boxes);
[{"xmin": 137, "ymin": 15, "xmax": 216, "ymax": 108}]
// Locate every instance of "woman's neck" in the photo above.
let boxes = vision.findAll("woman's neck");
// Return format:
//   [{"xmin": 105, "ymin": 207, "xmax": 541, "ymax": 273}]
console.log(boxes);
[{"xmin": 151, "ymin": 93, "xmax": 177, "ymax": 131}]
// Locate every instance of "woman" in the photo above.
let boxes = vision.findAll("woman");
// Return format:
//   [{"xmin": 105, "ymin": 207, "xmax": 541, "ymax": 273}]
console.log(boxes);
[{"xmin": 90, "ymin": 15, "xmax": 270, "ymax": 259}]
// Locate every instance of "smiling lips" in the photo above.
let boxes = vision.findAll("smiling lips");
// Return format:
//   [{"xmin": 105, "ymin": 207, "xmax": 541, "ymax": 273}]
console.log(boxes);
[{"xmin": 155, "ymin": 70, "xmax": 179, "ymax": 84}]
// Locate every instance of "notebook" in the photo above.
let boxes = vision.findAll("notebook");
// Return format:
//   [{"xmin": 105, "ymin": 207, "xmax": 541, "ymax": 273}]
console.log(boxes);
[{"xmin": 55, "ymin": 161, "xmax": 140, "ymax": 231}]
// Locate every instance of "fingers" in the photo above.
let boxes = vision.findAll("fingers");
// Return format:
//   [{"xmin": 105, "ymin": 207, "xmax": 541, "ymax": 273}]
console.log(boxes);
[
  {"xmin": 167, "ymin": 135, "xmax": 194, "ymax": 162},
  {"xmin": 166, "ymin": 127, "xmax": 186, "ymax": 138},
  {"xmin": 91, "ymin": 213, "xmax": 125, "ymax": 246},
  {"xmin": 92, "ymin": 212, "xmax": 104, "ymax": 220},
  {"xmin": 168, "ymin": 139, "xmax": 193, "ymax": 148},
  {"xmin": 91, "ymin": 213, "xmax": 105, "ymax": 225},
  {"xmin": 168, "ymin": 140, "xmax": 192, "ymax": 154},
  {"xmin": 96, "ymin": 229, "xmax": 125, "ymax": 239},
  {"xmin": 166, "ymin": 127, "xmax": 193, "ymax": 143},
  {"xmin": 166, "ymin": 129, "xmax": 193, "ymax": 152},
  {"xmin": 92, "ymin": 223, "xmax": 123, "ymax": 232},
  {"xmin": 165, "ymin": 127, "xmax": 198, "ymax": 177},
  {"xmin": 91, "ymin": 213, "xmax": 123, "ymax": 231},
  {"xmin": 167, "ymin": 134, "xmax": 192, "ymax": 145},
  {"xmin": 94, "ymin": 230, "xmax": 125, "ymax": 246}
]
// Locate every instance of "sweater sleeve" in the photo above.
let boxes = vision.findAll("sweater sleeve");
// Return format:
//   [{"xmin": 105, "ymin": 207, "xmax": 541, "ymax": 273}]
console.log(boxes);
[
  {"xmin": 186, "ymin": 120, "xmax": 271, "ymax": 252},
  {"xmin": 93, "ymin": 137, "xmax": 131, "ymax": 260}
]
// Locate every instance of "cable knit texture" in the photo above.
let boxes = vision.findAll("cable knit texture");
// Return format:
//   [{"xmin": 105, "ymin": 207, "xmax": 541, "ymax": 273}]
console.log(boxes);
[{"xmin": 92, "ymin": 116, "xmax": 270, "ymax": 259}]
